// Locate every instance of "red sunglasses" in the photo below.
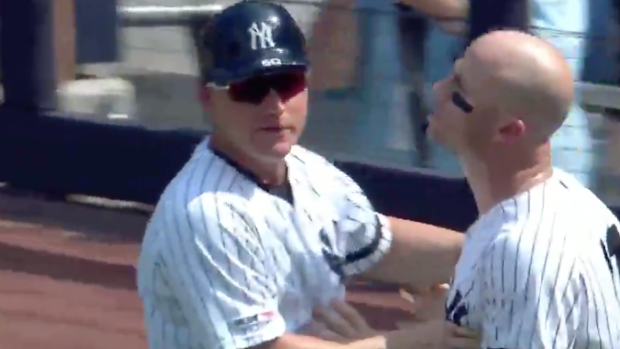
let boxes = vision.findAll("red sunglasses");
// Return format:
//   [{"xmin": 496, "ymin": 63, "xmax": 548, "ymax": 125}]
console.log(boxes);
[{"xmin": 212, "ymin": 71, "xmax": 308, "ymax": 105}]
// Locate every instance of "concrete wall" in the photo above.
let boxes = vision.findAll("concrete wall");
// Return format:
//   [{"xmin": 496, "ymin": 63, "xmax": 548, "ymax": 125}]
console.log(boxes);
[{"xmin": 82, "ymin": 0, "xmax": 207, "ymax": 130}]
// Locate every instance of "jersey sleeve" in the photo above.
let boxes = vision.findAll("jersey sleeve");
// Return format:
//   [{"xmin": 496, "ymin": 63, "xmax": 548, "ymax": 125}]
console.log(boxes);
[
  {"xmin": 330, "ymin": 168, "xmax": 393, "ymax": 277},
  {"xmin": 477, "ymin": 233, "xmax": 584, "ymax": 349},
  {"xmin": 157, "ymin": 196, "xmax": 285, "ymax": 349}
]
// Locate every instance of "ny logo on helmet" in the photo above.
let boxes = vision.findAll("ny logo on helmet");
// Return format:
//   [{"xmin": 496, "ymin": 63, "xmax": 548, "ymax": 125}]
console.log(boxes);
[{"xmin": 248, "ymin": 22, "xmax": 276, "ymax": 50}]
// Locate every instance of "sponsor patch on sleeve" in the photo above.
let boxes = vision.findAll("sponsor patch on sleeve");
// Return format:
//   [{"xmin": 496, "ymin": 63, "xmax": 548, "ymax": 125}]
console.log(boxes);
[{"xmin": 231, "ymin": 310, "xmax": 276, "ymax": 328}]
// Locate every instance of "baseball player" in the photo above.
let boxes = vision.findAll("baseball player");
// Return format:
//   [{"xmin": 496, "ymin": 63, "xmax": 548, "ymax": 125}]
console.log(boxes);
[
  {"xmin": 137, "ymin": 2, "xmax": 467, "ymax": 349},
  {"xmin": 429, "ymin": 30, "xmax": 620, "ymax": 348}
]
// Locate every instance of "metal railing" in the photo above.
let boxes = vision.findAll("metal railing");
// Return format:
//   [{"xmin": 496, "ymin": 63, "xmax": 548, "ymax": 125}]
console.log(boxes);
[
  {"xmin": 118, "ymin": 5, "xmax": 223, "ymax": 81},
  {"xmin": 119, "ymin": 5, "xmax": 223, "ymax": 27}
]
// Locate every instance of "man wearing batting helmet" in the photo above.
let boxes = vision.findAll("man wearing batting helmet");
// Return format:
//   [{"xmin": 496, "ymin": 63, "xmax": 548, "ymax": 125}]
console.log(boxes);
[{"xmin": 137, "ymin": 1, "xmax": 477, "ymax": 349}]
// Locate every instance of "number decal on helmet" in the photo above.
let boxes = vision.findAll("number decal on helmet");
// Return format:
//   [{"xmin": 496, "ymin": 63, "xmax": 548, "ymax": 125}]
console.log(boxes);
[{"xmin": 261, "ymin": 58, "xmax": 282, "ymax": 67}]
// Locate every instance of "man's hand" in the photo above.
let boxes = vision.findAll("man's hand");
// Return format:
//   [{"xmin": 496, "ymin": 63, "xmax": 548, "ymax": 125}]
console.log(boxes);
[
  {"xmin": 400, "ymin": 283, "xmax": 449, "ymax": 321},
  {"xmin": 310, "ymin": 300, "xmax": 378, "ymax": 343},
  {"xmin": 306, "ymin": 297, "xmax": 479, "ymax": 349},
  {"xmin": 446, "ymin": 322, "xmax": 480, "ymax": 349}
]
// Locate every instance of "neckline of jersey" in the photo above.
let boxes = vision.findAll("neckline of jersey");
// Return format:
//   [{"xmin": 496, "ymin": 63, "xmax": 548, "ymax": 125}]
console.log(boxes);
[{"xmin": 209, "ymin": 145, "xmax": 294, "ymax": 204}]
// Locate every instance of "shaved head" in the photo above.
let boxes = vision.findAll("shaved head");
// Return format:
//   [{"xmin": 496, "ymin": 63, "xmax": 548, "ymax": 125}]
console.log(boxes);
[
  {"xmin": 464, "ymin": 30, "xmax": 574, "ymax": 140},
  {"xmin": 429, "ymin": 30, "xmax": 574, "ymax": 155},
  {"xmin": 429, "ymin": 30, "xmax": 577, "ymax": 214}
]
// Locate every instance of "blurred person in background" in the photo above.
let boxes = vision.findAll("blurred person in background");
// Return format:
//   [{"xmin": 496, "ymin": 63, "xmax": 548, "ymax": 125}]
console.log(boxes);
[
  {"xmin": 603, "ymin": 114, "xmax": 620, "ymax": 206},
  {"xmin": 607, "ymin": 0, "xmax": 620, "ymax": 206},
  {"xmin": 583, "ymin": 0, "xmax": 620, "ymax": 85},
  {"xmin": 303, "ymin": 0, "xmax": 468, "ymax": 92},
  {"xmin": 582, "ymin": 0, "xmax": 620, "ymax": 206},
  {"xmin": 304, "ymin": 0, "xmax": 469, "ymax": 166},
  {"xmin": 530, "ymin": 0, "xmax": 592, "ymax": 188},
  {"xmin": 397, "ymin": 0, "xmax": 469, "ymax": 166},
  {"xmin": 306, "ymin": 0, "xmax": 593, "ymax": 188}
]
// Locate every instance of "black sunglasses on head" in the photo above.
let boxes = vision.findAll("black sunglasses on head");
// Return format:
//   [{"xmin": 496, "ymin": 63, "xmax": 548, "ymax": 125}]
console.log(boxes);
[{"xmin": 212, "ymin": 70, "xmax": 308, "ymax": 105}]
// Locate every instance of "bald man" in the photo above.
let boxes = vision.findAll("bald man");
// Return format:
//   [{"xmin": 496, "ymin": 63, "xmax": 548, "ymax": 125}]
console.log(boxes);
[{"xmin": 430, "ymin": 30, "xmax": 620, "ymax": 348}]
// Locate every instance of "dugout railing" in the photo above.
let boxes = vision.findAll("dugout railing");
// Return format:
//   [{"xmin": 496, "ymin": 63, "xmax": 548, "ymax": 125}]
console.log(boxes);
[{"xmin": 0, "ymin": 1, "xmax": 617, "ymax": 231}]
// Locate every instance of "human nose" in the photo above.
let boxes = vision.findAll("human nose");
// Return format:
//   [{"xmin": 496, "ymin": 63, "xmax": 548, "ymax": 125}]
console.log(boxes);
[
  {"xmin": 260, "ymin": 89, "xmax": 286, "ymax": 116},
  {"xmin": 432, "ymin": 79, "xmax": 450, "ymax": 102},
  {"xmin": 433, "ymin": 78, "xmax": 445, "ymax": 95}
]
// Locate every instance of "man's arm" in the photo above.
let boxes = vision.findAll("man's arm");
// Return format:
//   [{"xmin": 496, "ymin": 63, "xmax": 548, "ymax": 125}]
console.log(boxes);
[
  {"xmin": 254, "ymin": 334, "xmax": 345, "ymax": 349},
  {"xmin": 311, "ymin": 299, "xmax": 480, "ymax": 349},
  {"xmin": 328, "ymin": 167, "xmax": 463, "ymax": 288},
  {"xmin": 364, "ymin": 217, "xmax": 464, "ymax": 288},
  {"xmin": 474, "ymin": 233, "xmax": 583, "ymax": 349},
  {"xmin": 258, "ymin": 328, "xmax": 454, "ymax": 349}
]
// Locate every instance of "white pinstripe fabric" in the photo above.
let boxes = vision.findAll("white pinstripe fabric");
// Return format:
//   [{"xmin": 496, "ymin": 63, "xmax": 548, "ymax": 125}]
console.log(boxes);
[
  {"xmin": 137, "ymin": 138, "xmax": 393, "ymax": 349},
  {"xmin": 446, "ymin": 169, "xmax": 620, "ymax": 349}
]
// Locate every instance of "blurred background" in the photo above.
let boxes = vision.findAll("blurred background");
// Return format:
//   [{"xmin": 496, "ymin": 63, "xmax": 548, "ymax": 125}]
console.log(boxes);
[{"xmin": 1, "ymin": 0, "xmax": 619, "ymax": 207}]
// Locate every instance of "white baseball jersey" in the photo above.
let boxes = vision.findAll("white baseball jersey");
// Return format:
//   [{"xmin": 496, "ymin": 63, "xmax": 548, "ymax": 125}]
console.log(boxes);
[
  {"xmin": 137, "ymin": 137, "xmax": 393, "ymax": 349},
  {"xmin": 446, "ymin": 169, "xmax": 620, "ymax": 349}
]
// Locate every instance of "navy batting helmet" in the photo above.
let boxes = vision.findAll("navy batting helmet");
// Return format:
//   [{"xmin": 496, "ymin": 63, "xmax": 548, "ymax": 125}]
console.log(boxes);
[{"xmin": 200, "ymin": 0, "xmax": 309, "ymax": 87}]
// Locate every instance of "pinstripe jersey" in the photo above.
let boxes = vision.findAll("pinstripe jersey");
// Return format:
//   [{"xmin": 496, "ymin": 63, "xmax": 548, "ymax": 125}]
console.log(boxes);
[
  {"xmin": 445, "ymin": 169, "xmax": 620, "ymax": 349},
  {"xmin": 137, "ymin": 137, "xmax": 393, "ymax": 349}
]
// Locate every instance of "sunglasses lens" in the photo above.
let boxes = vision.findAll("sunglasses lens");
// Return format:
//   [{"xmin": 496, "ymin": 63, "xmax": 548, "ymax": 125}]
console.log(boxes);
[
  {"xmin": 270, "ymin": 72, "xmax": 307, "ymax": 101},
  {"xmin": 227, "ymin": 71, "xmax": 307, "ymax": 105},
  {"xmin": 229, "ymin": 76, "xmax": 271, "ymax": 104},
  {"xmin": 451, "ymin": 91, "xmax": 474, "ymax": 113}
]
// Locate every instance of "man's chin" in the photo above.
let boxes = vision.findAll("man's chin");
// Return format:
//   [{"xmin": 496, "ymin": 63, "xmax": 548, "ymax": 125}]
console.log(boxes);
[
  {"xmin": 270, "ymin": 144, "xmax": 293, "ymax": 160},
  {"xmin": 428, "ymin": 131, "xmax": 458, "ymax": 153},
  {"xmin": 253, "ymin": 142, "xmax": 294, "ymax": 162},
  {"xmin": 426, "ymin": 126, "xmax": 444, "ymax": 145}
]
